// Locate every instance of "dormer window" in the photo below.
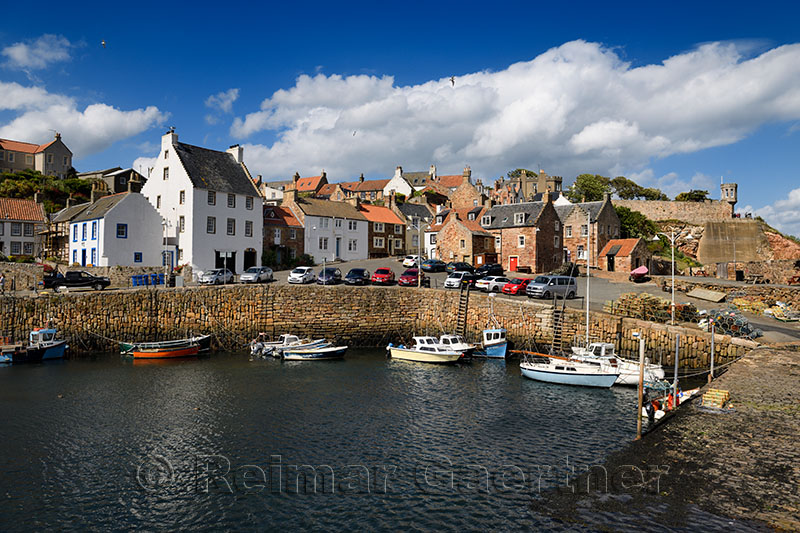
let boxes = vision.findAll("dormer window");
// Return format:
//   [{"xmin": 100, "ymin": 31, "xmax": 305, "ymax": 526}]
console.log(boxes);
[
  {"xmin": 468, "ymin": 213, "xmax": 476, "ymax": 221},
  {"xmin": 514, "ymin": 213, "xmax": 525, "ymax": 225},
  {"xmin": 436, "ymin": 216, "xmax": 443, "ymax": 224},
  {"xmin": 481, "ymin": 215, "xmax": 491, "ymax": 226}
]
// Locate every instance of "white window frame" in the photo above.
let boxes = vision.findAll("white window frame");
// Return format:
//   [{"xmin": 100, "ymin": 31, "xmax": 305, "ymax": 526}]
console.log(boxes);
[
  {"xmin": 555, "ymin": 221, "xmax": 560, "ymax": 231},
  {"xmin": 518, "ymin": 235, "xmax": 525, "ymax": 247},
  {"xmin": 374, "ymin": 222, "xmax": 385, "ymax": 233},
  {"xmin": 565, "ymin": 226, "xmax": 572, "ymax": 238},
  {"xmin": 335, "ymin": 218, "xmax": 343, "ymax": 228},
  {"xmin": 514, "ymin": 213, "xmax": 525, "ymax": 225},
  {"xmin": 348, "ymin": 239, "xmax": 357, "ymax": 252},
  {"xmin": 246, "ymin": 196, "xmax": 253, "ymax": 210},
  {"xmin": 394, "ymin": 224, "xmax": 402, "ymax": 234},
  {"xmin": 227, "ymin": 194, "xmax": 236, "ymax": 208},
  {"xmin": 320, "ymin": 217, "xmax": 330, "ymax": 229},
  {"xmin": 581, "ymin": 224, "xmax": 588, "ymax": 237},
  {"xmin": 226, "ymin": 218, "xmax": 235, "ymax": 235},
  {"xmin": 373, "ymin": 237, "xmax": 385, "ymax": 248},
  {"xmin": 319, "ymin": 237, "xmax": 329, "ymax": 250},
  {"xmin": 348, "ymin": 220, "xmax": 357, "ymax": 231},
  {"xmin": 207, "ymin": 216, "xmax": 216, "ymax": 234},
  {"xmin": 178, "ymin": 216, "xmax": 185, "ymax": 233},
  {"xmin": 163, "ymin": 167, "xmax": 169, "ymax": 180},
  {"xmin": 179, "ymin": 190, "xmax": 185, "ymax": 204},
  {"xmin": 245, "ymin": 220, "xmax": 253, "ymax": 237},
  {"xmin": 208, "ymin": 191, "xmax": 216, "ymax": 205},
  {"xmin": 290, "ymin": 228, "xmax": 297, "ymax": 239}
]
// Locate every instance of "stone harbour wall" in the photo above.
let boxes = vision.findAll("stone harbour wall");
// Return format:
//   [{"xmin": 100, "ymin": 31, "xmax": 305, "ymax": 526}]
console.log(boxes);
[
  {"xmin": 0, "ymin": 285, "xmax": 756, "ymax": 368},
  {"xmin": 613, "ymin": 199, "xmax": 733, "ymax": 224}
]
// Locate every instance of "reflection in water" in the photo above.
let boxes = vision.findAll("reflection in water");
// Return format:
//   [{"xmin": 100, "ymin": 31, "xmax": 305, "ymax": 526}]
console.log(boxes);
[{"xmin": 0, "ymin": 349, "xmax": 684, "ymax": 531}]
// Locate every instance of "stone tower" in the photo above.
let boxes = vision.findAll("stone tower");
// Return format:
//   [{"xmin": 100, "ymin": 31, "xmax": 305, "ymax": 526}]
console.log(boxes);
[{"xmin": 721, "ymin": 182, "xmax": 738, "ymax": 216}]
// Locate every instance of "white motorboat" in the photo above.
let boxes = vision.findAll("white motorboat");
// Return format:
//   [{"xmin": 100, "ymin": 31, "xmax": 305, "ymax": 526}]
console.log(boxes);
[
  {"xmin": 282, "ymin": 345, "xmax": 348, "ymax": 361},
  {"xmin": 250, "ymin": 333, "xmax": 328, "ymax": 358},
  {"xmin": 519, "ymin": 352, "xmax": 620, "ymax": 388},
  {"xmin": 571, "ymin": 342, "xmax": 665, "ymax": 386},
  {"xmin": 437, "ymin": 334, "xmax": 476, "ymax": 358},
  {"xmin": 386, "ymin": 337, "xmax": 464, "ymax": 364}
]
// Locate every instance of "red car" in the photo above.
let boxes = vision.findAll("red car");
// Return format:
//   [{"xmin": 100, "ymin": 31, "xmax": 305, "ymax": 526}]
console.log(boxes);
[
  {"xmin": 398, "ymin": 268, "xmax": 426, "ymax": 287},
  {"xmin": 502, "ymin": 278, "xmax": 530, "ymax": 295},
  {"xmin": 371, "ymin": 267, "xmax": 395, "ymax": 285}
]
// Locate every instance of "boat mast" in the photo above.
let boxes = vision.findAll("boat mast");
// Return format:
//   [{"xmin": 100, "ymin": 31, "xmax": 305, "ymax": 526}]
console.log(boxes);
[{"xmin": 585, "ymin": 210, "xmax": 590, "ymax": 348}]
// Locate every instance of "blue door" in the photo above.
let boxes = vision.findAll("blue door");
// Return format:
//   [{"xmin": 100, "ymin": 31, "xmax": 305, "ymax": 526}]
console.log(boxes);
[{"xmin": 81, "ymin": 249, "xmax": 87, "ymax": 266}]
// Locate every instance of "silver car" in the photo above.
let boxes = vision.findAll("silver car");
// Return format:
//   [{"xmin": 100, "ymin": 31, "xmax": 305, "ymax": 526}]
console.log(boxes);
[
  {"xmin": 288, "ymin": 266, "xmax": 315, "ymax": 284},
  {"xmin": 239, "ymin": 266, "xmax": 273, "ymax": 283},
  {"xmin": 475, "ymin": 276, "xmax": 511, "ymax": 292},
  {"xmin": 526, "ymin": 275, "xmax": 577, "ymax": 299},
  {"xmin": 198, "ymin": 268, "xmax": 234, "ymax": 285}
]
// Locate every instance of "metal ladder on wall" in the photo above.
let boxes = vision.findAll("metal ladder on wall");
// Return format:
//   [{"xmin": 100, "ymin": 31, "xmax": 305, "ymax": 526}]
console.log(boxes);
[
  {"xmin": 549, "ymin": 291, "xmax": 568, "ymax": 355},
  {"xmin": 456, "ymin": 282, "xmax": 471, "ymax": 336}
]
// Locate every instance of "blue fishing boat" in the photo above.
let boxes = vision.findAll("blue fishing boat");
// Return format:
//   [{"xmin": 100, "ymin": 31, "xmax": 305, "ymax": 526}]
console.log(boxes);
[
  {"xmin": 478, "ymin": 328, "xmax": 507, "ymax": 358},
  {"xmin": 282, "ymin": 345, "xmax": 347, "ymax": 361},
  {"xmin": 0, "ymin": 328, "xmax": 68, "ymax": 364}
]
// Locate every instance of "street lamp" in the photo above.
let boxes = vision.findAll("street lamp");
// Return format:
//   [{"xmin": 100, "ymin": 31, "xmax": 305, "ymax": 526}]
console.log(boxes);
[
  {"xmin": 312, "ymin": 225, "xmax": 327, "ymax": 285},
  {"xmin": 653, "ymin": 230, "xmax": 693, "ymax": 325},
  {"xmin": 407, "ymin": 216, "xmax": 430, "ymax": 288}
]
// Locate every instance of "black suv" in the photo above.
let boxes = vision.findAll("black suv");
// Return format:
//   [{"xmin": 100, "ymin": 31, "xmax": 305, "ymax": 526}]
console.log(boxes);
[
  {"xmin": 475, "ymin": 263, "xmax": 504, "ymax": 277},
  {"xmin": 44, "ymin": 270, "xmax": 111, "ymax": 291},
  {"xmin": 344, "ymin": 268, "xmax": 370, "ymax": 285}
]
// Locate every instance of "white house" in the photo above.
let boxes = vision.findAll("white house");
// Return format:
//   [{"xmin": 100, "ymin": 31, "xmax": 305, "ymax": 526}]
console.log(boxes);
[
  {"xmin": 141, "ymin": 130, "xmax": 263, "ymax": 275},
  {"xmin": 383, "ymin": 166, "xmax": 414, "ymax": 198},
  {"xmin": 68, "ymin": 192, "xmax": 163, "ymax": 266},
  {"xmin": 281, "ymin": 188, "xmax": 368, "ymax": 263}
]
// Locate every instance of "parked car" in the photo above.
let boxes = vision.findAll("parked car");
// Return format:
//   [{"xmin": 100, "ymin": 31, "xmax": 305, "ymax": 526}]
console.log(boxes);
[
  {"xmin": 446, "ymin": 261, "xmax": 474, "ymax": 274},
  {"xmin": 475, "ymin": 276, "xmax": 511, "ymax": 292},
  {"xmin": 398, "ymin": 268, "xmax": 427, "ymax": 287},
  {"xmin": 443, "ymin": 270, "xmax": 479, "ymax": 289},
  {"xmin": 475, "ymin": 263, "xmax": 504, "ymax": 277},
  {"xmin": 420, "ymin": 259, "xmax": 446, "ymax": 272},
  {"xmin": 239, "ymin": 266, "xmax": 273, "ymax": 283},
  {"xmin": 344, "ymin": 268, "xmax": 371, "ymax": 285},
  {"xmin": 402, "ymin": 255, "xmax": 422, "ymax": 267},
  {"xmin": 526, "ymin": 275, "xmax": 578, "ymax": 299},
  {"xmin": 371, "ymin": 267, "xmax": 395, "ymax": 285},
  {"xmin": 44, "ymin": 270, "xmax": 111, "ymax": 291},
  {"xmin": 502, "ymin": 278, "xmax": 531, "ymax": 295},
  {"xmin": 317, "ymin": 267, "xmax": 343, "ymax": 285},
  {"xmin": 288, "ymin": 266, "xmax": 315, "ymax": 284},
  {"xmin": 198, "ymin": 268, "xmax": 234, "ymax": 285}
]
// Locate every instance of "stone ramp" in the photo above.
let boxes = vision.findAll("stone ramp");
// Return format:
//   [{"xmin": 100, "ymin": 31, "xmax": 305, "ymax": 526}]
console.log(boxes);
[{"xmin": 697, "ymin": 220, "xmax": 770, "ymax": 265}]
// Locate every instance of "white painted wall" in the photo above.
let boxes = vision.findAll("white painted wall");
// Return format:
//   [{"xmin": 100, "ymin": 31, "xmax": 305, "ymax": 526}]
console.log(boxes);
[
  {"xmin": 304, "ymin": 215, "xmax": 368, "ymax": 263},
  {"xmin": 424, "ymin": 231, "xmax": 437, "ymax": 259},
  {"xmin": 140, "ymin": 132, "xmax": 263, "ymax": 275},
  {"xmin": 383, "ymin": 174, "xmax": 413, "ymax": 198},
  {"xmin": 68, "ymin": 194, "xmax": 163, "ymax": 266}
]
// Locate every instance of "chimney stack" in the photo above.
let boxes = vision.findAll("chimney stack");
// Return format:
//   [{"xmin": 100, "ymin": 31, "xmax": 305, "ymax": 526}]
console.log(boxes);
[
  {"xmin": 388, "ymin": 190, "xmax": 396, "ymax": 211},
  {"xmin": 292, "ymin": 172, "xmax": 300, "ymax": 190},
  {"xmin": 226, "ymin": 144, "xmax": 243, "ymax": 164},
  {"xmin": 359, "ymin": 173, "xmax": 365, "ymax": 183},
  {"xmin": 321, "ymin": 170, "xmax": 327, "ymax": 180},
  {"xmin": 603, "ymin": 191, "xmax": 611, "ymax": 202},
  {"xmin": 34, "ymin": 190, "xmax": 41, "ymax": 204},
  {"xmin": 429, "ymin": 165, "xmax": 437, "ymax": 180},
  {"xmin": 394, "ymin": 166, "xmax": 403, "ymax": 179},
  {"xmin": 66, "ymin": 195, "xmax": 74, "ymax": 208}
]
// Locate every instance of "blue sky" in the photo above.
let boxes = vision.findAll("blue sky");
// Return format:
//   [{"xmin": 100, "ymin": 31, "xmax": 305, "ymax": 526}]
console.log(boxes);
[{"xmin": 2, "ymin": 1, "xmax": 800, "ymax": 235}]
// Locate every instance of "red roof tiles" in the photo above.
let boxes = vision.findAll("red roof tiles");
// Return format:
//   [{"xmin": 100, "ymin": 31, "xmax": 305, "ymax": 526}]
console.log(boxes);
[
  {"xmin": 295, "ymin": 176, "xmax": 324, "ymax": 192},
  {"xmin": 598, "ymin": 238, "xmax": 642, "ymax": 257},
  {"xmin": 0, "ymin": 198, "xmax": 45, "ymax": 221},
  {"xmin": 263, "ymin": 206, "xmax": 302, "ymax": 227},
  {"xmin": 358, "ymin": 204, "xmax": 404, "ymax": 225},
  {"xmin": 0, "ymin": 138, "xmax": 54, "ymax": 154}
]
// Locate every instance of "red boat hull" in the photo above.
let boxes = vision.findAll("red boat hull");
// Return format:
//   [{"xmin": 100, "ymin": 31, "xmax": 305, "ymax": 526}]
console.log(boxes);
[{"xmin": 132, "ymin": 345, "xmax": 200, "ymax": 359}]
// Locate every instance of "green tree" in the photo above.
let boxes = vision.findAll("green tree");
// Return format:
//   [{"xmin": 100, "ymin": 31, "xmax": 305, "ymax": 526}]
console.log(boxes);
[
  {"xmin": 507, "ymin": 168, "xmax": 537, "ymax": 179},
  {"xmin": 675, "ymin": 190, "xmax": 710, "ymax": 202},
  {"xmin": 566, "ymin": 174, "xmax": 611, "ymax": 202},
  {"xmin": 641, "ymin": 187, "xmax": 669, "ymax": 201},
  {"xmin": 615, "ymin": 206, "xmax": 658, "ymax": 239},
  {"xmin": 610, "ymin": 176, "xmax": 643, "ymax": 199}
]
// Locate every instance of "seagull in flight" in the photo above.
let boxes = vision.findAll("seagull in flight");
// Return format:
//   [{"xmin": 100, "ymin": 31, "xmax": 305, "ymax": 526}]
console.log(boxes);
[
  {"xmin": 450, "ymin": 76, "xmax": 455, "ymax": 86},
  {"xmin": 353, "ymin": 131, "xmax": 357, "ymax": 136},
  {"xmin": 101, "ymin": 40, "xmax": 106, "ymax": 48}
]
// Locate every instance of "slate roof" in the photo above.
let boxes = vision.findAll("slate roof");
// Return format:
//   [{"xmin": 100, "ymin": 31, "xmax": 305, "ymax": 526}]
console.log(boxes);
[
  {"xmin": 573, "ymin": 201, "xmax": 605, "ymax": 222},
  {"xmin": 554, "ymin": 205, "xmax": 575, "ymax": 223},
  {"xmin": 174, "ymin": 142, "xmax": 258, "ymax": 196},
  {"xmin": 0, "ymin": 198, "xmax": 46, "ymax": 222},
  {"xmin": 263, "ymin": 205, "xmax": 302, "ymax": 227},
  {"xmin": 598, "ymin": 238, "xmax": 642, "ymax": 257},
  {"xmin": 77, "ymin": 167, "xmax": 123, "ymax": 178},
  {"xmin": 481, "ymin": 202, "xmax": 546, "ymax": 229},
  {"xmin": 293, "ymin": 197, "xmax": 366, "ymax": 220},
  {"xmin": 404, "ymin": 172, "xmax": 430, "ymax": 187},
  {"xmin": 397, "ymin": 202, "xmax": 433, "ymax": 222},
  {"xmin": 358, "ymin": 204, "xmax": 404, "ymax": 225},
  {"xmin": 51, "ymin": 202, "xmax": 89, "ymax": 223},
  {"xmin": 531, "ymin": 191, "xmax": 564, "ymax": 202},
  {"xmin": 429, "ymin": 207, "xmax": 492, "ymax": 236},
  {"xmin": 72, "ymin": 193, "xmax": 130, "ymax": 223},
  {"xmin": 263, "ymin": 180, "xmax": 293, "ymax": 191}
]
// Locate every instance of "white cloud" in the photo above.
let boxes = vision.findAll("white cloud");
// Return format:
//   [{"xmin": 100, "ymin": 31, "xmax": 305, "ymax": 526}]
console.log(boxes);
[
  {"xmin": 0, "ymin": 81, "xmax": 167, "ymax": 157},
  {"xmin": 228, "ymin": 40, "xmax": 800, "ymax": 182},
  {"xmin": 206, "ymin": 88, "xmax": 239, "ymax": 113},
  {"xmin": 755, "ymin": 187, "xmax": 800, "ymax": 237},
  {"xmin": 132, "ymin": 156, "xmax": 158, "ymax": 179},
  {"xmin": 628, "ymin": 169, "xmax": 715, "ymax": 200},
  {"xmin": 2, "ymin": 34, "xmax": 72, "ymax": 70}
]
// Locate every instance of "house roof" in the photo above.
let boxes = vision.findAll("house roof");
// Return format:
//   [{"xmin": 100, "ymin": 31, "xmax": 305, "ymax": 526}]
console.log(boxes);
[
  {"xmin": 358, "ymin": 204, "xmax": 404, "ymax": 225},
  {"xmin": 293, "ymin": 197, "xmax": 366, "ymax": 220},
  {"xmin": 315, "ymin": 183, "xmax": 339, "ymax": 198},
  {"xmin": 71, "ymin": 193, "xmax": 130, "ymax": 223},
  {"xmin": 398, "ymin": 202, "xmax": 433, "ymax": 221},
  {"xmin": 598, "ymin": 238, "xmax": 643, "ymax": 257},
  {"xmin": 51, "ymin": 202, "xmax": 90, "ymax": 223},
  {"xmin": 574, "ymin": 201, "xmax": 605, "ymax": 222},
  {"xmin": 0, "ymin": 198, "xmax": 46, "ymax": 222},
  {"xmin": 429, "ymin": 207, "xmax": 492, "ymax": 236},
  {"xmin": 481, "ymin": 202, "xmax": 546, "ymax": 229},
  {"xmin": 0, "ymin": 138, "xmax": 52, "ymax": 154},
  {"xmin": 263, "ymin": 180, "xmax": 293, "ymax": 191},
  {"xmin": 174, "ymin": 142, "xmax": 258, "ymax": 196},
  {"xmin": 349, "ymin": 178, "xmax": 390, "ymax": 192},
  {"xmin": 404, "ymin": 172, "xmax": 430, "ymax": 186},
  {"xmin": 77, "ymin": 167, "xmax": 123, "ymax": 178},
  {"xmin": 296, "ymin": 176, "xmax": 324, "ymax": 192},
  {"xmin": 263, "ymin": 205, "xmax": 302, "ymax": 227},
  {"xmin": 554, "ymin": 204, "xmax": 575, "ymax": 223},
  {"xmin": 437, "ymin": 175, "xmax": 464, "ymax": 189}
]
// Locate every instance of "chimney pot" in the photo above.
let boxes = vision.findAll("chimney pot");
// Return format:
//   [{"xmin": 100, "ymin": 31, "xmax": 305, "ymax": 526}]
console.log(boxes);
[{"xmin": 359, "ymin": 173, "xmax": 364, "ymax": 183}]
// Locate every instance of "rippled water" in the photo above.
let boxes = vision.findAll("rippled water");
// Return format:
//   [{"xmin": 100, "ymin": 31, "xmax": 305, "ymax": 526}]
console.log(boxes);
[{"xmin": 0, "ymin": 349, "xmax": 646, "ymax": 531}]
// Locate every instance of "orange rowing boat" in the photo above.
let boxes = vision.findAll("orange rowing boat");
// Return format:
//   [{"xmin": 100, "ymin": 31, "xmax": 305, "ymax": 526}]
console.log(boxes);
[{"xmin": 131, "ymin": 344, "xmax": 200, "ymax": 359}]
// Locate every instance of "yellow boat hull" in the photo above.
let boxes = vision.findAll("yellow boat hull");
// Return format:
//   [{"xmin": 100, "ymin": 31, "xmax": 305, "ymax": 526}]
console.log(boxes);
[{"xmin": 388, "ymin": 347, "xmax": 462, "ymax": 364}]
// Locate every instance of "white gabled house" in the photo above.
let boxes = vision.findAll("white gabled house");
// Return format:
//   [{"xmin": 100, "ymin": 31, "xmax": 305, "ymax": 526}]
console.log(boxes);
[
  {"xmin": 141, "ymin": 130, "xmax": 263, "ymax": 275},
  {"xmin": 68, "ymin": 192, "xmax": 163, "ymax": 266}
]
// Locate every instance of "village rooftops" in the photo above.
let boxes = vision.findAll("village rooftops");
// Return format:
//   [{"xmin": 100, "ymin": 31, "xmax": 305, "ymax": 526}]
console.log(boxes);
[
  {"xmin": 71, "ymin": 192, "xmax": 130, "ymax": 223},
  {"xmin": 0, "ymin": 197, "xmax": 46, "ymax": 221},
  {"xmin": 295, "ymin": 175, "xmax": 325, "ymax": 192},
  {"xmin": 51, "ymin": 202, "xmax": 90, "ymax": 224},
  {"xmin": 598, "ymin": 238, "xmax": 642, "ymax": 258},
  {"xmin": 263, "ymin": 205, "xmax": 303, "ymax": 227},
  {"xmin": 0, "ymin": 137, "xmax": 67, "ymax": 154},
  {"xmin": 358, "ymin": 204, "xmax": 404, "ymax": 225},
  {"xmin": 174, "ymin": 142, "xmax": 258, "ymax": 196},
  {"xmin": 292, "ymin": 197, "xmax": 366, "ymax": 220},
  {"xmin": 480, "ymin": 202, "xmax": 547, "ymax": 229}
]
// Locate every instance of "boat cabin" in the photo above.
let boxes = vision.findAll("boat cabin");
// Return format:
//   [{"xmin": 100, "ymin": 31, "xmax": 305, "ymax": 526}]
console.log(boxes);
[
  {"xmin": 482, "ymin": 328, "xmax": 506, "ymax": 346},
  {"xmin": 30, "ymin": 329, "xmax": 58, "ymax": 345},
  {"xmin": 438, "ymin": 335, "xmax": 469, "ymax": 347},
  {"xmin": 586, "ymin": 343, "xmax": 616, "ymax": 357},
  {"xmin": 412, "ymin": 336, "xmax": 457, "ymax": 353}
]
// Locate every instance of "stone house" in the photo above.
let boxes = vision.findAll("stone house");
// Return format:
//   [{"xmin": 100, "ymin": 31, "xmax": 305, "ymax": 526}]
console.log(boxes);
[
  {"xmin": 78, "ymin": 167, "xmax": 146, "ymax": 193},
  {"xmin": 434, "ymin": 207, "xmax": 494, "ymax": 265},
  {"xmin": 493, "ymin": 169, "xmax": 563, "ymax": 202},
  {"xmin": 394, "ymin": 200, "xmax": 433, "ymax": 258},
  {"xmin": 292, "ymin": 172, "xmax": 329, "ymax": 195},
  {"xmin": 449, "ymin": 171, "xmax": 487, "ymax": 210},
  {"xmin": 68, "ymin": 192, "xmax": 163, "ymax": 267},
  {"xmin": 358, "ymin": 203, "xmax": 406, "ymax": 258},
  {"xmin": 141, "ymin": 130, "xmax": 263, "ymax": 275},
  {"xmin": 263, "ymin": 205, "xmax": 304, "ymax": 265},
  {"xmin": 280, "ymin": 187, "xmax": 368, "ymax": 263},
  {"xmin": 557, "ymin": 194, "xmax": 620, "ymax": 268},
  {"xmin": 480, "ymin": 197, "xmax": 563, "ymax": 273},
  {"xmin": 0, "ymin": 133, "xmax": 73, "ymax": 178},
  {"xmin": 597, "ymin": 238, "xmax": 652, "ymax": 273},
  {"xmin": 0, "ymin": 197, "xmax": 46, "ymax": 258},
  {"xmin": 344, "ymin": 175, "xmax": 390, "ymax": 203}
]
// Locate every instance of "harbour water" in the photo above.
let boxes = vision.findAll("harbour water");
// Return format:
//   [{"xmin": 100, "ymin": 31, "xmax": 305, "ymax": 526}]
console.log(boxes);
[{"xmin": 0, "ymin": 349, "xmax": 645, "ymax": 530}]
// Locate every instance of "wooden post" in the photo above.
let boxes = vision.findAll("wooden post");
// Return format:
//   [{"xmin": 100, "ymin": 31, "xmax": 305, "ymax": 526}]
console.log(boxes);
[
  {"xmin": 673, "ymin": 333, "xmax": 680, "ymax": 406},
  {"xmin": 709, "ymin": 320, "xmax": 715, "ymax": 383},
  {"xmin": 636, "ymin": 336, "xmax": 645, "ymax": 440}
]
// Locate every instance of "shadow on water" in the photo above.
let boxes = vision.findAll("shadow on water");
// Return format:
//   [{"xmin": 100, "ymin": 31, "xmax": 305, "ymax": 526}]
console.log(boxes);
[{"xmin": 0, "ymin": 348, "xmax": 728, "ymax": 531}]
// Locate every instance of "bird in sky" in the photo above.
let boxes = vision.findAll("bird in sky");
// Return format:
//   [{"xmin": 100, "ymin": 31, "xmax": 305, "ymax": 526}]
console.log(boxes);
[
  {"xmin": 450, "ymin": 76, "xmax": 455, "ymax": 86},
  {"xmin": 353, "ymin": 131, "xmax": 357, "ymax": 136},
  {"xmin": 101, "ymin": 40, "xmax": 106, "ymax": 48}
]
